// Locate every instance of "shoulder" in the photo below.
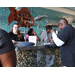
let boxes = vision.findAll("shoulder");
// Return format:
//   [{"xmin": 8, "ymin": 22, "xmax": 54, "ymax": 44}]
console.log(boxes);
[
  {"xmin": 9, "ymin": 32, "xmax": 15, "ymax": 37},
  {"xmin": 9, "ymin": 32, "xmax": 14, "ymax": 34},
  {"xmin": 9, "ymin": 31, "xmax": 12, "ymax": 33},
  {"xmin": 67, "ymin": 24, "xmax": 74, "ymax": 30},
  {"xmin": 61, "ymin": 24, "xmax": 74, "ymax": 33},
  {"xmin": 58, "ymin": 24, "xmax": 73, "ymax": 42},
  {"xmin": 41, "ymin": 30, "xmax": 46, "ymax": 35},
  {"xmin": 64, "ymin": 24, "xmax": 72, "ymax": 30}
]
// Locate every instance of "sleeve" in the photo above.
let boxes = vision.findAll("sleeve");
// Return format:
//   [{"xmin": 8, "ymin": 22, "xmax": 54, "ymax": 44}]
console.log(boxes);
[
  {"xmin": 40, "ymin": 32, "xmax": 44, "ymax": 43},
  {"xmin": 52, "ymin": 27, "xmax": 70, "ymax": 46},
  {"xmin": 52, "ymin": 32, "xmax": 65, "ymax": 46},
  {"xmin": 58, "ymin": 27, "xmax": 70, "ymax": 42},
  {"xmin": 0, "ymin": 33, "xmax": 15, "ymax": 55}
]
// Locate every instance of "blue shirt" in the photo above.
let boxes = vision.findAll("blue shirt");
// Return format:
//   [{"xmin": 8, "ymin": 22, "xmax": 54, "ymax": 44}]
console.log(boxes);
[{"xmin": 58, "ymin": 24, "xmax": 75, "ymax": 67}]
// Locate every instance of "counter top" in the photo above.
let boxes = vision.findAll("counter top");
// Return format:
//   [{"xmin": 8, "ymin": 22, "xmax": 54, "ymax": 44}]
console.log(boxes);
[
  {"xmin": 15, "ymin": 42, "xmax": 61, "ymax": 67},
  {"xmin": 15, "ymin": 41, "xmax": 58, "ymax": 51}
]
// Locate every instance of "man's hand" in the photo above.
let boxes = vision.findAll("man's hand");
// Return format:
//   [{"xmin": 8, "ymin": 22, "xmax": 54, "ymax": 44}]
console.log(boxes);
[
  {"xmin": 12, "ymin": 40, "xmax": 16, "ymax": 43},
  {"xmin": 50, "ymin": 29, "xmax": 55, "ymax": 34},
  {"xmin": 50, "ymin": 38, "xmax": 53, "ymax": 45}
]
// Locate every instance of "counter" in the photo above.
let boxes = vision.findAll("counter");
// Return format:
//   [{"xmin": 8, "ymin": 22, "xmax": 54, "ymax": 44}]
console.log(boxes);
[{"xmin": 15, "ymin": 42, "xmax": 62, "ymax": 67}]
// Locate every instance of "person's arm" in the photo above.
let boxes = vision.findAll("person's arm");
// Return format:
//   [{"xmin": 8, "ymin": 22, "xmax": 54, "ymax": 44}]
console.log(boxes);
[
  {"xmin": 12, "ymin": 40, "xmax": 16, "ymax": 43},
  {"xmin": 51, "ymin": 26, "xmax": 70, "ymax": 47},
  {"xmin": 8, "ymin": 32, "xmax": 16, "ymax": 43},
  {"xmin": 32, "ymin": 31, "xmax": 39, "ymax": 41},
  {"xmin": 40, "ymin": 32, "xmax": 44, "ymax": 44},
  {"xmin": 51, "ymin": 31, "xmax": 65, "ymax": 46},
  {"xmin": 0, "ymin": 49, "xmax": 16, "ymax": 67},
  {"xmin": 34, "ymin": 33, "xmax": 39, "ymax": 41}
]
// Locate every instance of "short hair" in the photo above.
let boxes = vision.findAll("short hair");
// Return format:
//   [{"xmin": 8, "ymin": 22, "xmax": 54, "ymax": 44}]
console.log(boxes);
[
  {"xmin": 46, "ymin": 25, "xmax": 52, "ymax": 30},
  {"xmin": 60, "ymin": 18, "xmax": 68, "ymax": 24}
]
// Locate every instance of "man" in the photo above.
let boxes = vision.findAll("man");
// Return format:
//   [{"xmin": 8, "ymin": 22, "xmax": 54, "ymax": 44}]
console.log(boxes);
[
  {"xmin": 0, "ymin": 28, "xmax": 16, "ymax": 67},
  {"xmin": 40, "ymin": 25, "xmax": 52, "ymax": 44},
  {"xmin": 37, "ymin": 25, "xmax": 55, "ymax": 67},
  {"xmin": 51, "ymin": 18, "xmax": 75, "ymax": 67}
]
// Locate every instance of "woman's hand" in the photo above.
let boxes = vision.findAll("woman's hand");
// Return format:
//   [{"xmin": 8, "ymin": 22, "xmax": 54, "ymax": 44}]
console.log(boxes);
[{"xmin": 12, "ymin": 40, "xmax": 16, "ymax": 43}]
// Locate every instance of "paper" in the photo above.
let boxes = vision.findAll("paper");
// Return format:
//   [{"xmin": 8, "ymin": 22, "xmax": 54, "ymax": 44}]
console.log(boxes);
[
  {"xmin": 29, "ymin": 36, "xmax": 36, "ymax": 46},
  {"xmin": 43, "ymin": 43, "xmax": 51, "ymax": 45}
]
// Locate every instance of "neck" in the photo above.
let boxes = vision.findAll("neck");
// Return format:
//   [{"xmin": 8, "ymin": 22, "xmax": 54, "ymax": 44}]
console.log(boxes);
[{"xmin": 13, "ymin": 31, "xmax": 17, "ymax": 34}]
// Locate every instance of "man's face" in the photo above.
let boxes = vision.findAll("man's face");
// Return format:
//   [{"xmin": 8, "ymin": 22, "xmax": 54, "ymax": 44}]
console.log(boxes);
[
  {"xmin": 58, "ymin": 21, "xmax": 65, "ymax": 30},
  {"xmin": 58, "ymin": 20, "xmax": 67, "ymax": 30},
  {"xmin": 47, "ymin": 29, "xmax": 50, "ymax": 33}
]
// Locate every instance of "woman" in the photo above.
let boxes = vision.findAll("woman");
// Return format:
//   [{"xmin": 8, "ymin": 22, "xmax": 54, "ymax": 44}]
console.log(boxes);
[
  {"xmin": 26, "ymin": 28, "xmax": 39, "ymax": 43},
  {"xmin": 9, "ymin": 23, "xmax": 24, "ymax": 43}
]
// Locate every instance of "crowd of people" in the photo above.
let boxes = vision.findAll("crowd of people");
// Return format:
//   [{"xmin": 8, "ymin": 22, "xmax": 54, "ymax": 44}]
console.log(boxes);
[
  {"xmin": 8, "ymin": 23, "xmax": 53, "ymax": 46},
  {"xmin": 8, "ymin": 23, "xmax": 54, "ymax": 43},
  {"xmin": 0, "ymin": 18, "xmax": 75, "ymax": 67}
]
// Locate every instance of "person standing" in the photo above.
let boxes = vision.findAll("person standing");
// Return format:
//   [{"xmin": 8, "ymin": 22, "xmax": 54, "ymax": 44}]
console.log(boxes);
[
  {"xmin": 0, "ymin": 28, "xmax": 16, "ymax": 67},
  {"xmin": 51, "ymin": 18, "xmax": 75, "ymax": 67},
  {"xmin": 37, "ymin": 25, "xmax": 55, "ymax": 67}
]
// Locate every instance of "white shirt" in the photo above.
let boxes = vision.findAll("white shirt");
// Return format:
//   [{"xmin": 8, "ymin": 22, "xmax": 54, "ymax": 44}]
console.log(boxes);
[{"xmin": 52, "ymin": 31, "xmax": 65, "ymax": 46}]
